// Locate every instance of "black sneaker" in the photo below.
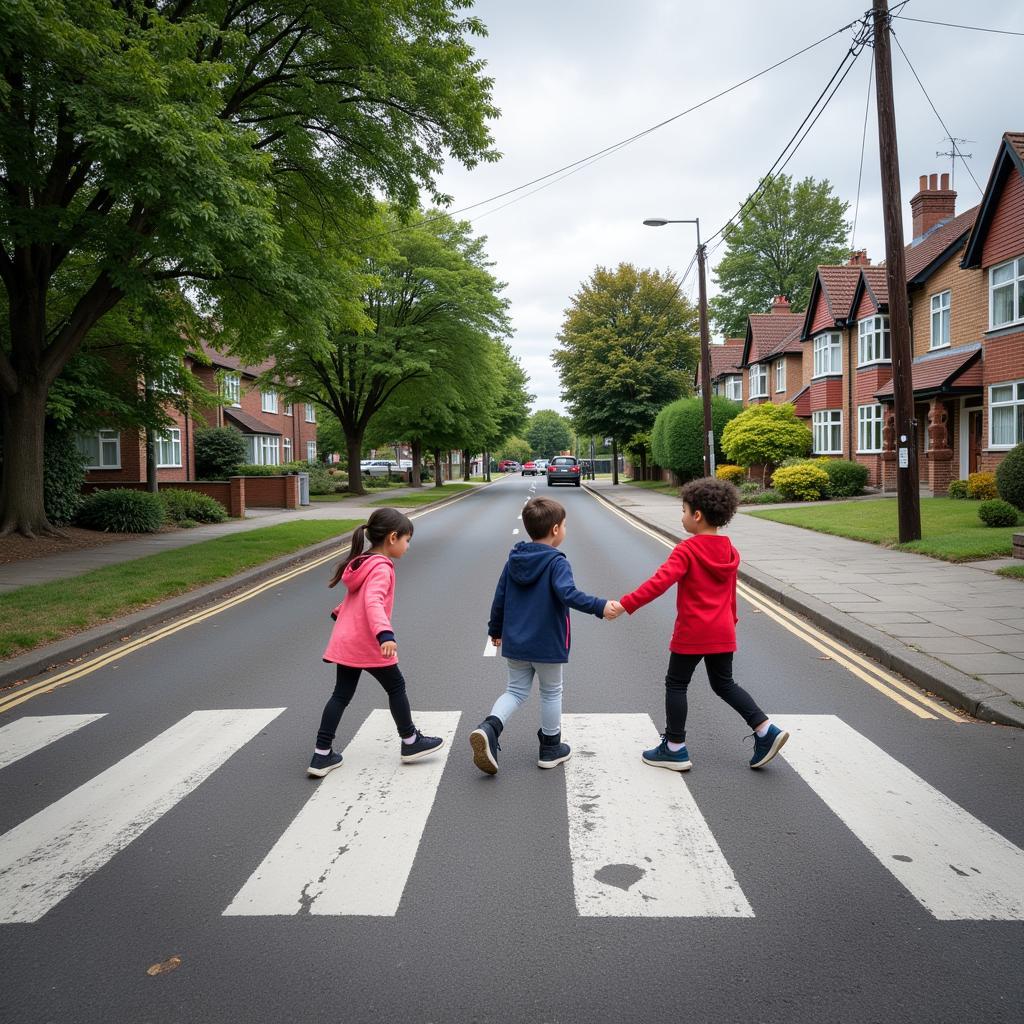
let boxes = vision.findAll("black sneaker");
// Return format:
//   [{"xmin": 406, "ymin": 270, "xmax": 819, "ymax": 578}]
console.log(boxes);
[
  {"xmin": 400, "ymin": 730, "xmax": 445, "ymax": 763},
  {"xmin": 307, "ymin": 750, "xmax": 343, "ymax": 778},
  {"xmin": 749, "ymin": 724, "xmax": 790, "ymax": 769},
  {"xmin": 537, "ymin": 728, "xmax": 572, "ymax": 769},
  {"xmin": 469, "ymin": 720, "xmax": 501, "ymax": 775}
]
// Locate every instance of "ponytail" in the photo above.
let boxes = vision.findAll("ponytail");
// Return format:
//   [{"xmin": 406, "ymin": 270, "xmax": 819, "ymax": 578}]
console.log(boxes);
[{"xmin": 328, "ymin": 508, "xmax": 413, "ymax": 588}]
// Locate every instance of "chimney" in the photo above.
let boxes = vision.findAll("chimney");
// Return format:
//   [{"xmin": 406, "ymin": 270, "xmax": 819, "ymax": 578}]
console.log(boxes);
[
  {"xmin": 770, "ymin": 295, "xmax": 791, "ymax": 314},
  {"xmin": 910, "ymin": 171, "xmax": 956, "ymax": 240},
  {"xmin": 847, "ymin": 249, "xmax": 871, "ymax": 267}
]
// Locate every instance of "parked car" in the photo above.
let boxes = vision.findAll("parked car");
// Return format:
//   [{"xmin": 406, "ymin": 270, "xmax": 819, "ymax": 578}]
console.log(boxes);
[
  {"xmin": 521, "ymin": 461, "xmax": 538, "ymax": 476},
  {"xmin": 534, "ymin": 459, "xmax": 549, "ymax": 474},
  {"xmin": 498, "ymin": 460, "xmax": 520, "ymax": 473},
  {"xmin": 361, "ymin": 459, "xmax": 400, "ymax": 478},
  {"xmin": 547, "ymin": 455, "xmax": 582, "ymax": 487}
]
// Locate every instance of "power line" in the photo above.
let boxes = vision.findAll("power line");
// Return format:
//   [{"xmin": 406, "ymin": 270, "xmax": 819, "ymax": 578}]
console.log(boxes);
[
  {"xmin": 893, "ymin": 15, "xmax": 1024, "ymax": 38},
  {"xmin": 890, "ymin": 31, "xmax": 984, "ymax": 196},
  {"xmin": 850, "ymin": 56, "xmax": 874, "ymax": 252}
]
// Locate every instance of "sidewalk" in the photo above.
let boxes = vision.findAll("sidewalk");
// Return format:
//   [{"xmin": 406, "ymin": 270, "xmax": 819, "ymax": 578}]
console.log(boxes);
[{"xmin": 585, "ymin": 479, "xmax": 1024, "ymax": 728}]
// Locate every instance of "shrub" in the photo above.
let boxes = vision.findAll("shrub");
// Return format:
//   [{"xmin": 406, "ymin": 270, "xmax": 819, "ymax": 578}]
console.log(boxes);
[
  {"xmin": 43, "ymin": 428, "xmax": 87, "ymax": 525},
  {"xmin": 947, "ymin": 479, "xmax": 969, "ymax": 500},
  {"xmin": 651, "ymin": 396, "xmax": 742, "ymax": 482},
  {"xmin": 977, "ymin": 499, "xmax": 1020, "ymax": 528},
  {"xmin": 716, "ymin": 464, "xmax": 746, "ymax": 484},
  {"xmin": 778, "ymin": 455, "xmax": 814, "ymax": 468},
  {"xmin": 159, "ymin": 489, "xmax": 228, "ymax": 524},
  {"xmin": 195, "ymin": 427, "xmax": 246, "ymax": 479},
  {"xmin": 738, "ymin": 480, "xmax": 762, "ymax": 496},
  {"xmin": 967, "ymin": 471, "xmax": 998, "ymax": 500},
  {"xmin": 771, "ymin": 463, "xmax": 830, "ymax": 501},
  {"xmin": 995, "ymin": 442, "xmax": 1024, "ymax": 510},
  {"xmin": 306, "ymin": 465, "xmax": 335, "ymax": 495},
  {"xmin": 720, "ymin": 403, "xmax": 813, "ymax": 483},
  {"xmin": 78, "ymin": 489, "xmax": 166, "ymax": 533},
  {"xmin": 821, "ymin": 459, "xmax": 869, "ymax": 498},
  {"xmin": 743, "ymin": 489, "xmax": 785, "ymax": 504}
]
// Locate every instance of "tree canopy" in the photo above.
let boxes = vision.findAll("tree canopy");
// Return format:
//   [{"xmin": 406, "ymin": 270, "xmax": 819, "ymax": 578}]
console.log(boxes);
[
  {"xmin": 709, "ymin": 175, "xmax": 850, "ymax": 339},
  {"xmin": 526, "ymin": 409, "xmax": 573, "ymax": 460},
  {"xmin": 719, "ymin": 402, "xmax": 813, "ymax": 481}
]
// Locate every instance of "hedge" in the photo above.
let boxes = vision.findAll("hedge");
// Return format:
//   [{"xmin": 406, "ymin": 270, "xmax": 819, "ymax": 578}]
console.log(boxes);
[
  {"xmin": 194, "ymin": 426, "xmax": 246, "ymax": 479},
  {"xmin": 820, "ymin": 459, "xmax": 869, "ymax": 498},
  {"xmin": 159, "ymin": 489, "xmax": 228, "ymax": 524},
  {"xmin": 771, "ymin": 463, "xmax": 830, "ymax": 501},
  {"xmin": 651, "ymin": 396, "xmax": 742, "ymax": 482},
  {"xmin": 78, "ymin": 489, "xmax": 166, "ymax": 533}
]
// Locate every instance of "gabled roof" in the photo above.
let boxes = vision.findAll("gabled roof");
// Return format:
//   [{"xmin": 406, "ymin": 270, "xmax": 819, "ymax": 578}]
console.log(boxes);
[
  {"xmin": 791, "ymin": 384, "xmax": 811, "ymax": 418},
  {"xmin": 800, "ymin": 265, "xmax": 861, "ymax": 339},
  {"xmin": 961, "ymin": 132, "xmax": 1024, "ymax": 269},
  {"xmin": 696, "ymin": 339, "xmax": 744, "ymax": 388},
  {"xmin": 905, "ymin": 205, "xmax": 978, "ymax": 282},
  {"xmin": 742, "ymin": 311, "xmax": 805, "ymax": 367},
  {"xmin": 874, "ymin": 344, "xmax": 982, "ymax": 400},
  {"xmin": 850, "ymin": 266, "xmax": 890, "ymax": 316}
]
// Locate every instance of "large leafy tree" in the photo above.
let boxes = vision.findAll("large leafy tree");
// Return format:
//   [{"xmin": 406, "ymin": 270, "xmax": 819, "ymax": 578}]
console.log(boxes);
[
  {"xmin": 710, "ymin": 174, "xmax": 850, "ymax": 338},
  {"xmin": 552, "ymin": 263, "xmax": 698, "ymax": 479},
  {"xmin": 0, "ymin": 0, "xmax": 498, "ymax": 535},
  {"xmin": 526, "ymin": 409, "xmax": 572, "ymax": 460}
]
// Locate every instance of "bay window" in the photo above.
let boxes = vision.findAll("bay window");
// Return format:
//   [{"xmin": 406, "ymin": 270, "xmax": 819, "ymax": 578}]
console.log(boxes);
[
  {"xmin": 990, "ymin": 257, "xmax": 1024, "ymax": 329},
  {"xmin": 858, "ymin": 315, "xmax": 891, "ymax": 365},
  {"xmin": 725, "ymin": 375, "xmax": 742, "ymax": 401},
  {"xmin": 748, "ymin": 363, "xmax": 768, "ymax": 399},
  {"xmin": 857, "ymin": 404, "xmax": 883, "ymax": 453},
  {"xmin": 813, "ymin": 332, "xmax": 842, "ymax": 377},
  {"xmin": 812, "ymin": 409, "xmax": 842, "ymax": 455}
]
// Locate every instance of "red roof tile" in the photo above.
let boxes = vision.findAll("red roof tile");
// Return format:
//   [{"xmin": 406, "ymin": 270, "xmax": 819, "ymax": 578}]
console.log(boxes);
[
  {"xmin": 697, "ymin": 340, "xmax": 744, "ymax": 388},
  {"xmin": 903, "ymin": 205, "xmax": 978, "ymax": 282},
  {"xmin": 191, "ymin": 338, "xmax": 275, "ymax": 378},
  {"xmin": 815, "ymin": 266, "xmax": 861, "ymax": 322},
  {"xmin": 745, "ymin": 312, "xmax": 805, "ymax": 364},
  {"xmin": 859, "ymin": 266, "xmax": 889, "ymax": 308},
  {"xmin": 874, "ymin": 346, "xmax": 981, "ymax": 399},
  {"xmin": 1005, "ymin": 132, "xmax": 1024, "ymax": 163}
]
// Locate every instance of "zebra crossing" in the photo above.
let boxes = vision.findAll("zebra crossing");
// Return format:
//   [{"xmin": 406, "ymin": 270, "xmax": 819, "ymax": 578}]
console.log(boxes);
[{"xmin": 1, "ymin": 709, "xmax": 1022, "ymax": 925}]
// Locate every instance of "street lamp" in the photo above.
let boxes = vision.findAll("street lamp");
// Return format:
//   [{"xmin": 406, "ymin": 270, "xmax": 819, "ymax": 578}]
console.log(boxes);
[{"xmin": 643, "ymin": 217, "xmax": 715, "ymax": 477}]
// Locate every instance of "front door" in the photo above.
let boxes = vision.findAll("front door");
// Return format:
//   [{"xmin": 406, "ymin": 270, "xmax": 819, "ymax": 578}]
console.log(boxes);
[{"xmin": 968, "ymin": 411, "xmax": 983, "ymax": 475}]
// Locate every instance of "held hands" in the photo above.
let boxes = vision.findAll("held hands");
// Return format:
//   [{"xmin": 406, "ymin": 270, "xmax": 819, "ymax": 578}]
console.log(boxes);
[
  {"xmin": 603, "ymin": 600, "xmax": 625, "ymax": 621},
  {"xmin": 380, "ymin": 640, "xmax": 398, "ymax": 658},
  {"xmin": 490, "ymin": 636, "xmax": 502, "ymax": 648}
]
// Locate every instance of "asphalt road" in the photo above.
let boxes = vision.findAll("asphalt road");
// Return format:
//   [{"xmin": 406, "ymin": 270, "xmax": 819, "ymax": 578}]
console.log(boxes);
[{"xmin": 1, "ymin": 475, "xmax": 1022, "ymax": 1024}]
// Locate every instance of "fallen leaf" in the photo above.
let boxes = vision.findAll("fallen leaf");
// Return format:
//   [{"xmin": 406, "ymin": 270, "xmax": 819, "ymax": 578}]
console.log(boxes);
[{"xmin": 146, "ymin": 956, "xmax": 182, "ymax": 976}]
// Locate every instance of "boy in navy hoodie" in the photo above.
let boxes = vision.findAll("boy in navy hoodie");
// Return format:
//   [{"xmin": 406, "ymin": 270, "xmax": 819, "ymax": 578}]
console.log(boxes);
[{"xmin": 469, "ymin": 496, "xmax": 615, "ymax": 774}]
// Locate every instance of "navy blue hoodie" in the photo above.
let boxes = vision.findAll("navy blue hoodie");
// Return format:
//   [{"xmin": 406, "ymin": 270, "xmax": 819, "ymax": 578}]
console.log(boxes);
[{"xmin": 488, "ymin": 542, "xmax": 607, "ymax": 663}]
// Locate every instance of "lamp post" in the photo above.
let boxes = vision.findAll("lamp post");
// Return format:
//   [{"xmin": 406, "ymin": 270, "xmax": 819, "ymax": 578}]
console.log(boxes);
[{"xmin": 643, "ymin": 217, "xmax": 715, "ymax": 477}]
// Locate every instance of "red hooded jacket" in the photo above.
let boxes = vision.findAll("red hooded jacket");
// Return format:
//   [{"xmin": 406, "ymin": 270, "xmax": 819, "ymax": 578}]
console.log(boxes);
[{"xmin": 620, "ymin": 533, "xmax": 740, "ymax": 654}]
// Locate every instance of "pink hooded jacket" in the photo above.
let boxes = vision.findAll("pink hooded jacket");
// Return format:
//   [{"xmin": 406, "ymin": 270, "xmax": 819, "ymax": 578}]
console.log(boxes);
[{"xmin": 322, "ymin": 553, "xmax": 398, "ymax": 668}]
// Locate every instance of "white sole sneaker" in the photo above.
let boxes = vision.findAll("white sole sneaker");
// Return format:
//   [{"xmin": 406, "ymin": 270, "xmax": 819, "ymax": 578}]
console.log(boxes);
[
  {"xmin": 641, "ymin": 755, "xmax": 692, "ymax": 771},
  {"xmin": 469, "ymin": 729, "xmax": 498, "ymax": 774},
  {"xmin": 537, "ymin": 750, "xmax": 572, "ymax": 769},
  {"xmin": 400, "ymin": 736, "xmax": 446, "ymax": 763},
  {"xmin": 750, "ymin": 730, "xmax": 789, "ymax": 769}
]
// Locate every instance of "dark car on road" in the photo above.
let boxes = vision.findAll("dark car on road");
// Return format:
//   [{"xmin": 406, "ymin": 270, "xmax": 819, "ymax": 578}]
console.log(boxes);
[{"xmin": 547, "ymin": 455, "xmax": 581, "ymax": 486}]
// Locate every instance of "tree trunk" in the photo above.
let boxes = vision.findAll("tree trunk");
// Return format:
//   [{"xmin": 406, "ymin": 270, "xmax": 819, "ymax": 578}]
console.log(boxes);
[
  {"xmin": 409, "ymin": 439, "xmax": 423, "ymax": 488},
  {"xmin": 639, "ymin": 447, "xmax": 648, "ymax": 481},
  {"xmin": 611, "ymin": 438, "xmax": 619, "ymax": 486},
  {"xmin": 434, "ymin": 447, "xmax": 443, "ymax": 487},
  {"xmin": 345, "ymin": 432, "xmax": 366, "ymax": 495},
  {"xmin": 483, "ymin": 450, "xmax": 491, "ymax": 482},
  {"xmin": 0, "ymin": 382, "xmax": 57, "ymax": 537},
  {"xmin": 462, "ymin": 449, "xmax": 471, "ymax": 482},
  {"xmin": 145, "ymin": 428, "xmax": 158, "ymax": 492}
]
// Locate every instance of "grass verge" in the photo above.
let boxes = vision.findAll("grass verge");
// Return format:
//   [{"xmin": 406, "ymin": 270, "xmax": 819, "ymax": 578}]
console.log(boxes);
[
  {"xmin": 623, "ymin": 479, "xmax": 680, "ymax": 497},
  {"xmin": 996, "ymin": 565, "xmax": 1024, "ymax": 580},
  {"xmin": 368, "ymin": 483, "xmax": 476, "ymax": 507},
  {"xmin": 0, "ymin": 520, "xmax": 361, "ymax": 659},
  {"xmin": 746, "ymin": 498, "xmax": 1018, "ymax": 561}
]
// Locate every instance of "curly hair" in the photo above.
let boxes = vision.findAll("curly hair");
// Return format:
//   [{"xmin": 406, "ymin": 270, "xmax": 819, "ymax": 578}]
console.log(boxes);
[{"xmin": 679, "ymin": 477, "xmax": 740, "ymax": 528}]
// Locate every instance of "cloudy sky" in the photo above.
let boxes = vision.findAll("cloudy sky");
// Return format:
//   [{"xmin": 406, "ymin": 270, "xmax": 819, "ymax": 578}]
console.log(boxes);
[{"xmin": 434, "ymin": 0, "xmax": 1022, "ymax": 415}]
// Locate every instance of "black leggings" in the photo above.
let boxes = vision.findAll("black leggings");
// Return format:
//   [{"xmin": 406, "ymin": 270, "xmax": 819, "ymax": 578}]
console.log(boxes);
[
  {"xmin": 664, "ymin": 652, "xmax": 767, "ymax": 743},
  {"xmin": 316, "ymin": 663, "xmax": 416, "ymax": 749}
]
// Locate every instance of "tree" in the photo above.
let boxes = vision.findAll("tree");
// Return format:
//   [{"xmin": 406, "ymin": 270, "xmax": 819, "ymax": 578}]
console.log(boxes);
[
  {"xmin": 497, "ymin": 436, "xmax": 532, "ymax": 464},
  {"xmin": 651, "ymin": 396, "xmax": 742, "ymax": 482},
  {"xmin": 709, "ymin": 175, "xmax": 850, "ymax": 338},
  {"xmin": 552, "ymin": 263, "xmax": 698, "ymax": 478},
  {"xmin": 527, "ymin": 410, "xmax": 573, "ymax": 460},
  {"xmin": 720, "ymin": 403, "xmax": 813, "ymax": 483},
  {"xmin": 0, "ymin": 1, "xmax": 497, "ymax": 535}
]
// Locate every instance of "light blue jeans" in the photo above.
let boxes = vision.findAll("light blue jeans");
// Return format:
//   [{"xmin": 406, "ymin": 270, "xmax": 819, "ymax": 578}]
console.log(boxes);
[{"xmin": 490, "ymin": 659, "xmax": 565, "ymax": 736}]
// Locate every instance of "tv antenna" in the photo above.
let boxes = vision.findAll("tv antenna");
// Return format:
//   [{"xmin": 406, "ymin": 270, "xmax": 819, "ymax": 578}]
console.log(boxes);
[{"xmin": 936, "ymin": 137, "xmax": 973, "ymax": 191}]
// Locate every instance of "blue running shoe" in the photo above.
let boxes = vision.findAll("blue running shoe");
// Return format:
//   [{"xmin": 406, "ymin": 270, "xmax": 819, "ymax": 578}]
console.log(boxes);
[
  {"xmin": 307, "ymin": 750, "xmax": 343, "ymax": 778},
  {"xmin": 749, "ymin": 724, "xmax": 789, "ymax": 769},
  {"xmin": 642, "ymin": 737, "xmax": 692, "ymax": 771}
]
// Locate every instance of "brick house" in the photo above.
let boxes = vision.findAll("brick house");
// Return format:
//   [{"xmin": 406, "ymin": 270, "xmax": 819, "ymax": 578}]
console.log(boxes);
[
  {"xmin": 738, "ymin": 296, "xmax": 806, "ymax": 408},
  {"xmin": 78, "ymin": 340, "xmax": 319, "ymax": 485},
  {"xmin": 696, "ymin": 338, "xmax": 744, "ymax": 400}
]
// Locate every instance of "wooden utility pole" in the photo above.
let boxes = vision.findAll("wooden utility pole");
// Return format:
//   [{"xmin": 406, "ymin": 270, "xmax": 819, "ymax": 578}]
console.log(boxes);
[
  {"xmin": 872, "ymin": 0, "xmax": 920, "ymax": 541},
  {"xmin": 696, "ymin": 238, "xmax": 715, "ymax": 477}
]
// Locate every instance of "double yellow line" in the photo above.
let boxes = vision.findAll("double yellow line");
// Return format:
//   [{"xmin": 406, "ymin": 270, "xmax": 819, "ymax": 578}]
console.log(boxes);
[
  {"xmin": 586, "ymin": 488, "xmax": 961, "ymax": 723},
  {"xmin": 0, "ymin": 485, "xmax": 485, "ymax": 717}
]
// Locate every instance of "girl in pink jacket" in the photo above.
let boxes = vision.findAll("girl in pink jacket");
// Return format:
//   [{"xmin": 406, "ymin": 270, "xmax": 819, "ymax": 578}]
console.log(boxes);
[{"xmin": 308, "ymin": 507, "xmax": 444, "ymax": 777}]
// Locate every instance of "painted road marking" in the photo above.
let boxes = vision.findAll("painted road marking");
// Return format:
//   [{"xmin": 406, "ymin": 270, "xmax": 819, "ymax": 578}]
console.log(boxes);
[
  {"xmin": 513, "ymin": 528, "xmax": 520, "ymax": 535},
  {"xmin": 0, "ymin": 708, "xmax": 283, "ymax": 923},
  {"xmin": 562, "ymin": 713, "xmax": 754, "ymax": 918},
  {"xmin": 780, "ymin": 715, "xmax": 1024, "ymax": 920},
  {"xmin": 224, "ymin": 710, "xmax": 459, "ymax": 917},
  {"xmin": 483, "ymin": 640, "xmax": 498, "ymax": 657},
  {"xmin": 0, "ymin": 715, "xmax": 106, "ymax": 772}
]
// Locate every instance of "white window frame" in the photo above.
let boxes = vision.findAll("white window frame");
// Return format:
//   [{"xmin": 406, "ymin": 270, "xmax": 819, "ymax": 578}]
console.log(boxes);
[
  {"xmin": 989, "ymin": 379, "xmax": 1024, "ymax": 449},
  {"xmin": 76, "ymin": 429, "xmax": 121, "ymax": 470},
  {"xmin": 305, "ymin": 403, "xmax": 316, "ymax": 423},
  {"xmin": 857, "ymin": 315, "xmax": 891, "ymax": 366},
  {"xmin": 725, "ymin": 375, "xmax": 742, "ymax": 402},
  {"xmin": 748, "ymin": 363, "xmax": 768, "ymax": 399},
  {"xmin": 222, "ymin": 373, "xmax": 241, "ymax": 407},
  {"xmin": 261, "ymin": 390, "xmax": 278, "ymax": 414},
  {"xmin": 930, "ymin": 290, "xmax": 951, "ymax": 349},
  {"xmin": 259, "ymin": 434, "xmax": 280, "ymax": 465},
  {"xmin": 857, "ymin": 404, "xmax": 883, "ymax": 453},
  {"xmin": 282, "ymin": 437, "xmax": 293, "ymax": 463},
  {"xmin": 989, "ymin": 256, "xmax": 1024, "ymax": 330},
  {"xmin": 282, "ymin": 401, "xmax": 293, "ymax": 416},
  {"xmin": 812, "ymin": 409, "xmax": 842, "ymax": 455},
  {"xmin": 306, "ymin": 440, "xmax": 318, "ymax": 463},
  {"xmin": 813, "ymin": 332, "xmax": 842, "ymax": 377},
  {"xmin": 156, "ymin": 428, "xmax": 182, "ymax": 468},
  {"xmin": 775, "ymin": 359, "xmax": 786, "ymax": 393}
]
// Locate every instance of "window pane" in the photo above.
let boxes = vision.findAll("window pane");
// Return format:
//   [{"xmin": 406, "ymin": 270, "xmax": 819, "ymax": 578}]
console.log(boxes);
[
  {"xmin": 76, "ymin": 434, "xmax": 100, "ymax": 465},
  {"xmin": 991, "ymin": 407, "xmax": 1014, "ymax": 446},
  {"xmin": 993, "ymin": 284, "xmax": 1014, "ymax": 326},
  {"xmin": 991, "ymin": 385, "xmax": 1013, "ymax": 403},
  {"xmin": 992, "ymin": 262, "xmax": 1014, "ymax": 285}
]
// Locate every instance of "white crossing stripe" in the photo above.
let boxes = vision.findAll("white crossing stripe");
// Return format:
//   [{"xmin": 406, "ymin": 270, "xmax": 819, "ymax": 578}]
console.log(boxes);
[
  {"xmin": 0, "ymin": 708, "xmax": 283, "ymax": 924},
  {"xmin": 0, "ymin": 715, "xmax": 105, "ymax": 771},
  {"xmin": 562, "ymin": 713, "xmax": 754, "ymax": 917},
  {"xmin": 512, "ymin": 528, "xmax": 520, "ymax": 535},
  {"xmin": 224, "ymin": 710, "xmax": 460, "ymax": 916},
  {"xmin": 483, "ymin": 639, "xmax": 497, "ymax": 657},
  {"xmin": 779, "ymin": 715, "xmax": 1024, "ymax": 920}
]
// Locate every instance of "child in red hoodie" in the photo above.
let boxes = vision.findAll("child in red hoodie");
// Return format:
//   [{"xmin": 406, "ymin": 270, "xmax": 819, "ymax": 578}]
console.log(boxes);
[{"xmin": 614, "ymin": 478, "xmax": 789, "ymax": 771}]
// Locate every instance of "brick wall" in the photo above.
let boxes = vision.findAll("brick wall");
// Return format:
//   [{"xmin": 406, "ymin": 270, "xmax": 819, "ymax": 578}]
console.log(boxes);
[{"xmin": 907, "ymin": 239, "xmax": 985, "ymax": 358}]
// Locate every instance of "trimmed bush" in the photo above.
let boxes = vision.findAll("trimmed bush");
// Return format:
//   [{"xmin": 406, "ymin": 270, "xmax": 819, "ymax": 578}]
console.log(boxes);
[
  {"xmin": 78, "ymin": 489, "xmax": 166, "ymax": 533},
  {"xmin": 821, "ymin": 459, "xmax": 869, "ymax": 498},
  {"xmin": 716, "ymin": 464, "xmax": 746, "ymax": 484},
  {"xmin": 43, "ymin": 428, "xmax": 87, "ymax": 525},
  {"xmin": 977, "ymin": 499, "xmax": 1020, "ymax": 528},
  {"xmin": 967, "ymin": 471, "xmax": 998, "ymax": 500},
  {"xmin": 947, "ymin": 479, "xmax": 969, "ymax": 500},
  {"xmin": 738, "ymin": 480, "xmax": 762, "ymax": 496},
  {"xmin": 194, "ymin": 427, "xmax": 246, "ymax": 479},
  {"xmin": 651, "ymin": 396, "xmax": 742, "ymax": 482},
  {"xmin": 159, "ymin": 489, "xmax": 228, "ymax": 524},
  {"xmin": 771, "ymin": 463, "xmax": 830, "ymax": 501},
  {"xmin": 995, "ymin": 442, "xmax": 1024, "ymax": 510},
  {"xmin": 743, "ymin": 489, "xmax": 785, "ymax": 504},
  {"xmin": 778, "ymin": 455, "xmax": 814, "ymax": 469},
  {"xmin": 720, "ymin": 403, "xmax": 813, "ymax": 481}
]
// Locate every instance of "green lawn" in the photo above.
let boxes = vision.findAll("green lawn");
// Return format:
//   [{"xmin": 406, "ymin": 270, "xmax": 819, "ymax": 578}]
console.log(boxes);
[
  {"xmin": 369, "ymin": 483, "xmax": 476, "ymax": 507},
  {"xmin": 0, "ymin": 519, "xmax": 360, "ymax": 659},
  {"xmin": 997, "ymin": 565, "xmax": 1024, "ymax": 581},
  {"xmin": 746, "ymin": 498, "xmax": 1020, "ymax": 561}
]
